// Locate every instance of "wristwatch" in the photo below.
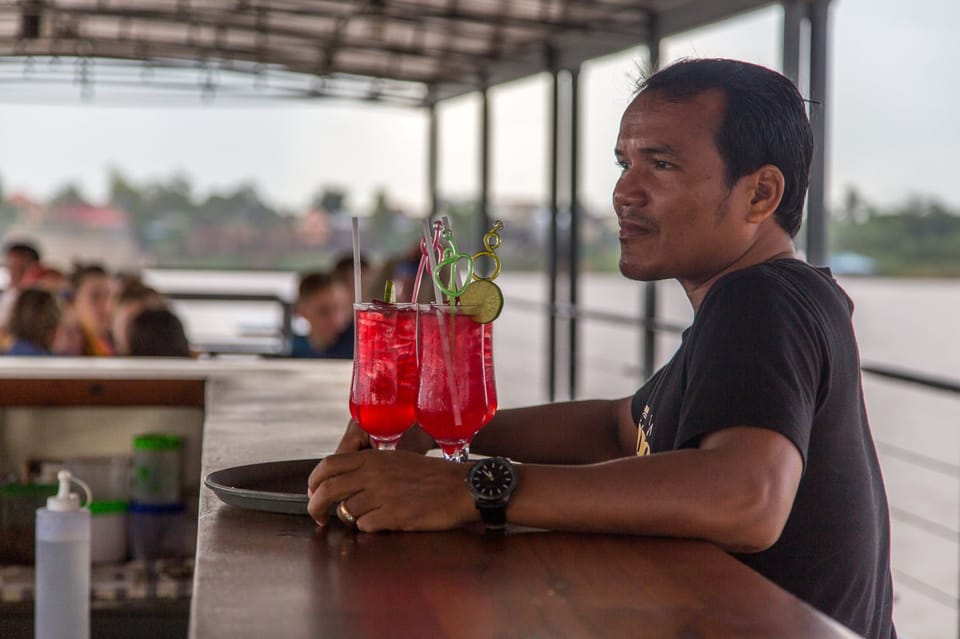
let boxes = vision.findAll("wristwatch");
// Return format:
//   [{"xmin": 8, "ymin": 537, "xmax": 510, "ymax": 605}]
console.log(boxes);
[{"xmin": 466, "ymin": 456, "xmax": 518, "ymax": 530}]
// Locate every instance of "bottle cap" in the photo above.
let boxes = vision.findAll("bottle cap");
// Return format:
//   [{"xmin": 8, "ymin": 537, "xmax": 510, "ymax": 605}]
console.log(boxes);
[{"xmin": 46, "ymin": 470, "xmax": 92, "ymax": 512}]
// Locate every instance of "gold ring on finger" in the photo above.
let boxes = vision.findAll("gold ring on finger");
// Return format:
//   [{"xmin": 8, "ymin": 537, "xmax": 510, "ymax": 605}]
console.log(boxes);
[{"xmin": 337, "ymin": 501, "xmax": 357, "ymax": 526}]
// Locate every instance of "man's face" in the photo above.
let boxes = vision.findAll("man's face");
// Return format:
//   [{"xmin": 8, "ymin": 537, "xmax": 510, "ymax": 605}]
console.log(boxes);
[
  {"xmin": 612, "ymin": 89, "xmax": 755, "ymax": 285},
  {"xmin": 74, "ymin": 274, "xmax": 114, "ymax": 335},
  {"xmin": 5, "ymin": 252, "xmax": 33, "ymax": 288},
  {"xmin": 298, "ymin": 284, "xmax": 350, "ymax": 341}
]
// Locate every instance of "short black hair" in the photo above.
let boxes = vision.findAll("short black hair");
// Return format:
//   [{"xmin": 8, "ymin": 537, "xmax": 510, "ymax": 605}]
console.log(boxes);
[
  {"xmin": 69, "ymin": 262, "xmax": 109, "ymax": 291},
  {"xmin": 5, "ymin": 241, "xmax": 40, "ymax": 263},
  {"xmin": 128, "ymin": 308, "xmax": 191, "ymax": 357},
  {"xmin": 298, "ymin": 271, "xmax": 339, "ymax": 300},
  {"xmin": 637, "ymin": 58, "xmax": 814, "ymax": 237}
]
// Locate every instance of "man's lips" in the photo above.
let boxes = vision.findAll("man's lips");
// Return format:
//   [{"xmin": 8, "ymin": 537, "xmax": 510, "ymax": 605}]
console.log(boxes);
[{"xmin": 618, "ymin": 217, "xmax": 657, "ymax": 239}]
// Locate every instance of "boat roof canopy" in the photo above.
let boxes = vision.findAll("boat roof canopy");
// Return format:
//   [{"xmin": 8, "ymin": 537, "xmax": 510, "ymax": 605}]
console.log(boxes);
[{"xmin": 1, "ymin": 0, "xmax": 776, "ymax": 105}]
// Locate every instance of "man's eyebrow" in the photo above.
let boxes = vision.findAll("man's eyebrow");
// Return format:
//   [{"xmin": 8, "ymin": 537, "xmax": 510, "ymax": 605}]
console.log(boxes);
[
  {"xmin": 614, "ymin": 144, "xmax": 679, "ymax": 158},
  {"xmin": 637, "ymin": 145, "xmax": 678, "ymax": 156}
]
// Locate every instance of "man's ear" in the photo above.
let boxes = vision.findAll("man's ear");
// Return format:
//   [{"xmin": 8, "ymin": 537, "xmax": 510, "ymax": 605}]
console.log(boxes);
[{"xmin": 744, "ymin": 165, "xmax": 785, "ymax": 224}]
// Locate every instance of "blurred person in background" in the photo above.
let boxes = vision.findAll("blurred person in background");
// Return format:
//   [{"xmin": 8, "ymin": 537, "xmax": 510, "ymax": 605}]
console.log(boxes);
[
  {"xmin": 290, "ymin": 271, "xmax": 353, "ymax": 359},
  {"xmin": 23, "ymin": 264, "xmax": 70, "ymax": 294},
  {"xmin": 127, "ymin": 307, "xmax": 192, "ymax": 357},
  {"xmin": 1, "ymin": 240, "xmax": 41, "ymax": 324},
  {"xmin": 51, "ymin": 298, "xmax": 85, "ymax": 356},
  {"xmin": 113, "ymin": 279, "xmax": 167, "ymax": 356},
  {"xmin": 70, "ymin": 263, "xmax": 115, "ymax": 356},
  {"xmin": 331, "ymin": 253, "xmax": 371, "ymax": 304},
  {"xmin": 4, "ymin": 287, "xmax": 61, "ymax": 356}
]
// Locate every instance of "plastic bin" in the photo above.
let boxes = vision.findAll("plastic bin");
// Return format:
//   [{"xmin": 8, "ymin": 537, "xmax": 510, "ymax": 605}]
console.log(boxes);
[
  {"xmin": 128, "ymin": 501, "xmax": 192, "ymax": 560},
  {"xmin": 90, "ymin": 500, "xmax": 128, "ymax": 563}
]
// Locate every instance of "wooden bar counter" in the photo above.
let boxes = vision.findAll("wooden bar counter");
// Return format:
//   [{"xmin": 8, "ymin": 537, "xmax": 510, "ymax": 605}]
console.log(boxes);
[
  {"xmin": 0, "ymin": 358, "xmax": 860, "ymax": 638},
  {"xmin": 186, "ymin": 359, "xmax": 859, "ymax": 639}
]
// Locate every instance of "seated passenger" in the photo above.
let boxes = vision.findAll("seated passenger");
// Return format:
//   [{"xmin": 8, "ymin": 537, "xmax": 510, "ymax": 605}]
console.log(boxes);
[
  {"xmin": 290, "ymin": 271, "xmax": 353, "ymax": 359},
  {"xmin": 113, "ymin": 279, "xmax": 167, "ymax": 356},
  {"xmin": 51, "ymin": 299, "xmax": 85, "ymax": 356},
  {"xmin": 127, "ymin": 308, "xmax": 192, "ymax": 358},
  {"xmin": 70, "ymin": 263, "xmax": 115, "ymax": 356},
  {"xmin": 5, "ymin": 287, "xmax": 61, "ymax": 356}
]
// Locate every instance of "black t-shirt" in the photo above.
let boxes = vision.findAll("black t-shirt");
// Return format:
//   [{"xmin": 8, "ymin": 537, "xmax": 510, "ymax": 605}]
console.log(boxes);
[{"xmin": 631, "ymin": 259, "xmax": 896, "ymax": 639}]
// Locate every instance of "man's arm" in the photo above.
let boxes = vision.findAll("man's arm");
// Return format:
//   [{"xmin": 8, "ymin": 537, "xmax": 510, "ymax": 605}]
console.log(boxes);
[
  {"xmin": 506, "ymin": 426, "xmax": 803, "ymax": 552},
  {"xmin": 308, "ymin": 424, "xmax": 803, "ymax": 553},
  {"xmin": 336, "ymin": 397, "xmax": 634, "ymax": 463},
  {"xmin": 470, "ymin": 398, "xmax": 630, "ymax": 464}
]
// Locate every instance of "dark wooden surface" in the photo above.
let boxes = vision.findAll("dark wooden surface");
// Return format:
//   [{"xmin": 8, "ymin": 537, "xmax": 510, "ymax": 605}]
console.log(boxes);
[
  {"xmin": 190, "ymin": 360, "xmax": 859, "ymax": 639},
  {"xmin": 195, "ymin": 506, "xmax": 860, "ymax": 639},
  {"xmin": 0, "ymin": 377, "xmax": 205, "ymax": 406}
]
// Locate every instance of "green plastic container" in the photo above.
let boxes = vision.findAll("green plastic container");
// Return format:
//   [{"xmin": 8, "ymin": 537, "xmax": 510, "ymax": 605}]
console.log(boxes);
[{"xmin": 133, "ymin": 433, "xmax": 183, "ymax": 504}]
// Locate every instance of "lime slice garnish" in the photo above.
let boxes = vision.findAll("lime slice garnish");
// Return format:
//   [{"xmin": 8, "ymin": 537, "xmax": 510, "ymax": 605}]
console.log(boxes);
[
  {"xmin": 383, "ymin": 280, "xmax": 397, "ymax": 303},
  {"xmin": 459, "ymin": 279, "xmax": 503, "ymax": 324}
]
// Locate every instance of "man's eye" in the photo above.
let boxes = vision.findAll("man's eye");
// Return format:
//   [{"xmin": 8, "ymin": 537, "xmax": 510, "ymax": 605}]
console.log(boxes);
[
  {"xmin": 652, "ymin": 159, "xmax": 672, "ymax": 170},
  {"xmin": 615, "ymin": 160, "xmax": 629, "ymax": 171}
]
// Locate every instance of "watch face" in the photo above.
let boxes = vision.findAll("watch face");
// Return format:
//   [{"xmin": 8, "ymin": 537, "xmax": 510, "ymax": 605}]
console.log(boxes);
[{"xmin": 470, "ymin": 458, "xmax": 516, "ymax": 501}]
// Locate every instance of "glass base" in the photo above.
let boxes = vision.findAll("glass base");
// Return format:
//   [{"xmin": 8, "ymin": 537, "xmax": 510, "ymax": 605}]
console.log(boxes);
[
  {"xmin": 370, "ymin": 436, "xmax": 401, "ymax": 451},
  {"xmin": 437, "ymin": 442, "xmax": 470, "ymax": 462}
]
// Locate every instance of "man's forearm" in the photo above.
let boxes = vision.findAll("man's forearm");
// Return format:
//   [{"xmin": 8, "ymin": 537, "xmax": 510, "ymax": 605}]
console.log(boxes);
[
  {"xmin": 470, "ymin": 399, "xmax": 625, "ymax": 464},
  {"xmin": 504, "ymin": 427, "xmax": 803, "ymax": 553}
]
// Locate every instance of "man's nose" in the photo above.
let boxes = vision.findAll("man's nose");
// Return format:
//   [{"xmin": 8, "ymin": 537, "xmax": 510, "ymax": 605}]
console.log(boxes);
[{"xmin": 613, "ymin": 176, "xmax": 647, "ymax": 213}]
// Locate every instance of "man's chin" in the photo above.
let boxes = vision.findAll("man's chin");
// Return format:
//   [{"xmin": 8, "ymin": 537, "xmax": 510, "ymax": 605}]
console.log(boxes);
[{"xmin": 619, "ymin": 259, "xmax": 669, "ymax": 283}]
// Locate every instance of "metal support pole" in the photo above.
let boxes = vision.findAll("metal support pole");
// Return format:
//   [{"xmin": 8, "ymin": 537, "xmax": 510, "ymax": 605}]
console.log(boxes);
[
  {"xmin": 427, "ymin": 98, "xmax": 439, "ymax": 220},
  {"xmin": 568, "ymin": 66, "xmax": 580, "ymax": 400},
  {"xmin": 781, "ymin": 0, "xmax": 804, "ymax": 86},
  {"xmin": 641, "ymin": 18, "xmax": 661, "ymax": 382},
  {"xmin": 806, "ymin": 0, "xmax": 830, "ymax": 266},
  {"xmin": 479, "ymin": 83, "xmax": 491, "ymax": 246},
  {"xmin": 547, "ymin": 48, "xmax": 559, "ymax": 402}
]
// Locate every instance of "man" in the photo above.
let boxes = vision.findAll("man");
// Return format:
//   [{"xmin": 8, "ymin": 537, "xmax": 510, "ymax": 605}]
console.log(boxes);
[
  {"xmin": 290, "ymin": 271, "xmax": 354, "ymax": 359},
  {"xmin": 307, "ymin": 59, "xmax": 896, "ymax": 638},
  {"xmin": 1, "ymin": 240, "xmax": 41, "ymax": 323}
]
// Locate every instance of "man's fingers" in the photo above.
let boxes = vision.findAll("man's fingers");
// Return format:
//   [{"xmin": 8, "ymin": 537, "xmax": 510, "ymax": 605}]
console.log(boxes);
[
  {"xmin": 335, "ymin": 419, "xmax": 371, "ymax": 454},
  {"xmin": 307, "ymin": 452, "xmax": 367, "ymax": 494}
]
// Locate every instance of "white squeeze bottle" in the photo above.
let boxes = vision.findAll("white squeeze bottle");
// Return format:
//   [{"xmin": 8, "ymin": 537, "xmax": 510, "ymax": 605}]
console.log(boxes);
[{"xmin": 35, "ymin": 470, "xmax": 92, "ymax": 639}]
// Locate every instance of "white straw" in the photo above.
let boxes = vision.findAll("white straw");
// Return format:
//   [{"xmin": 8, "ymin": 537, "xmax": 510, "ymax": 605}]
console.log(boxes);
[
  {"xmin": 351, "ymin": 216, "xmax": 362, "ymax": 302},
  {"xmin": 422, "ymin": 220, "xmax": 443, "ymax": 304}
]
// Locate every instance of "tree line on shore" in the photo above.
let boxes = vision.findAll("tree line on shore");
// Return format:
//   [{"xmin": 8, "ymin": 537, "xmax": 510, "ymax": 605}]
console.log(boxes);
[{"xmin": 1, "ymin": 172, "xmax": 959, "ymax": 277}]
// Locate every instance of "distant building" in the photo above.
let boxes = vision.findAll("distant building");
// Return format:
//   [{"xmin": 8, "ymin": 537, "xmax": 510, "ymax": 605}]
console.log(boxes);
[{"xmin": 3, "ymin": 203, "xmax": 142, "ymax": 270}]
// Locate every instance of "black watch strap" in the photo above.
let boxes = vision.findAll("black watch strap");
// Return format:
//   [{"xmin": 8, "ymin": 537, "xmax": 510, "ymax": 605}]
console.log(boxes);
[{"xmin": 476, "ymin": 502, "xmax": 507, "ymax": 529}]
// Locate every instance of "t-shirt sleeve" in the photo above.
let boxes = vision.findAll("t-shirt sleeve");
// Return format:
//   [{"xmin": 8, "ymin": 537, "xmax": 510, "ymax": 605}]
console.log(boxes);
[{"xmin": 677, "ymin": 270, "xmax": 825, "ymax": 467}]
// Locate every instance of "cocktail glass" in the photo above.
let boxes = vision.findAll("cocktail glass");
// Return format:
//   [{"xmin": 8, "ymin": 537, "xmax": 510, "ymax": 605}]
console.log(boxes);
[
  {"xmin": 349, "ymin": 302, "xmax": 419, "ymax": 450},
  {"xmin": 415, "ymin": 304, "xmax": 497, "ymax": 461}
]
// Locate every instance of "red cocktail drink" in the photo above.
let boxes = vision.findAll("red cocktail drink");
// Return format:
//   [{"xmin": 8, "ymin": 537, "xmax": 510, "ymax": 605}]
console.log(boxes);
[
  {"xmin": 350, "ymin": 303, "xmax": 419, "ymax": 449},
  {"xmin": 416, "ymin": 304, "xmax": 497, "ymax": 461}
]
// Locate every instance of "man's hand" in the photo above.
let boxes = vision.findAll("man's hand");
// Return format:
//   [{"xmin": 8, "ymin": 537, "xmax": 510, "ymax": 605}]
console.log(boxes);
[
  {"xmin": 334, "ymin": 420, "xmax": 435, "ymax": 454},
  {"xmin": 333, "ymin": 419, "xmax": 373, "ymax": 453},
  {"xmin": 306, "ymin": 450, "xmax": 477, "ymax": 532}
]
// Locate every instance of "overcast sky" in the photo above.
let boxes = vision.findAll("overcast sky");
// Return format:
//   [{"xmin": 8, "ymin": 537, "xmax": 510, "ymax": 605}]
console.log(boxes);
[{"xmin": 0, "ymin": 0, "xmax": 957, "ymax": 217}]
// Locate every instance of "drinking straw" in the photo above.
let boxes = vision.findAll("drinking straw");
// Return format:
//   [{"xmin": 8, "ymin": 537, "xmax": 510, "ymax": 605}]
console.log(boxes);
[
  {"xmin": 441, "ymin": 216, "xmax": 464, "ymax": 291},
  {"xmin": 351, "ymin": 216, "xmax": 362, "ymax": 303},
  {"xmin": 413, "ymin": 220, "xmax": 441, "ymax": 304},
  {"xmin": 422, "ymin": 221, "xmax": 462, "ymax": 427},
  {"xmin": 432, "ymin": 304, "xmax": 463, "ymax": 427},
  {"xmin": 422, "ymin": 221, "xmax": 443, "ymax": 304}
]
